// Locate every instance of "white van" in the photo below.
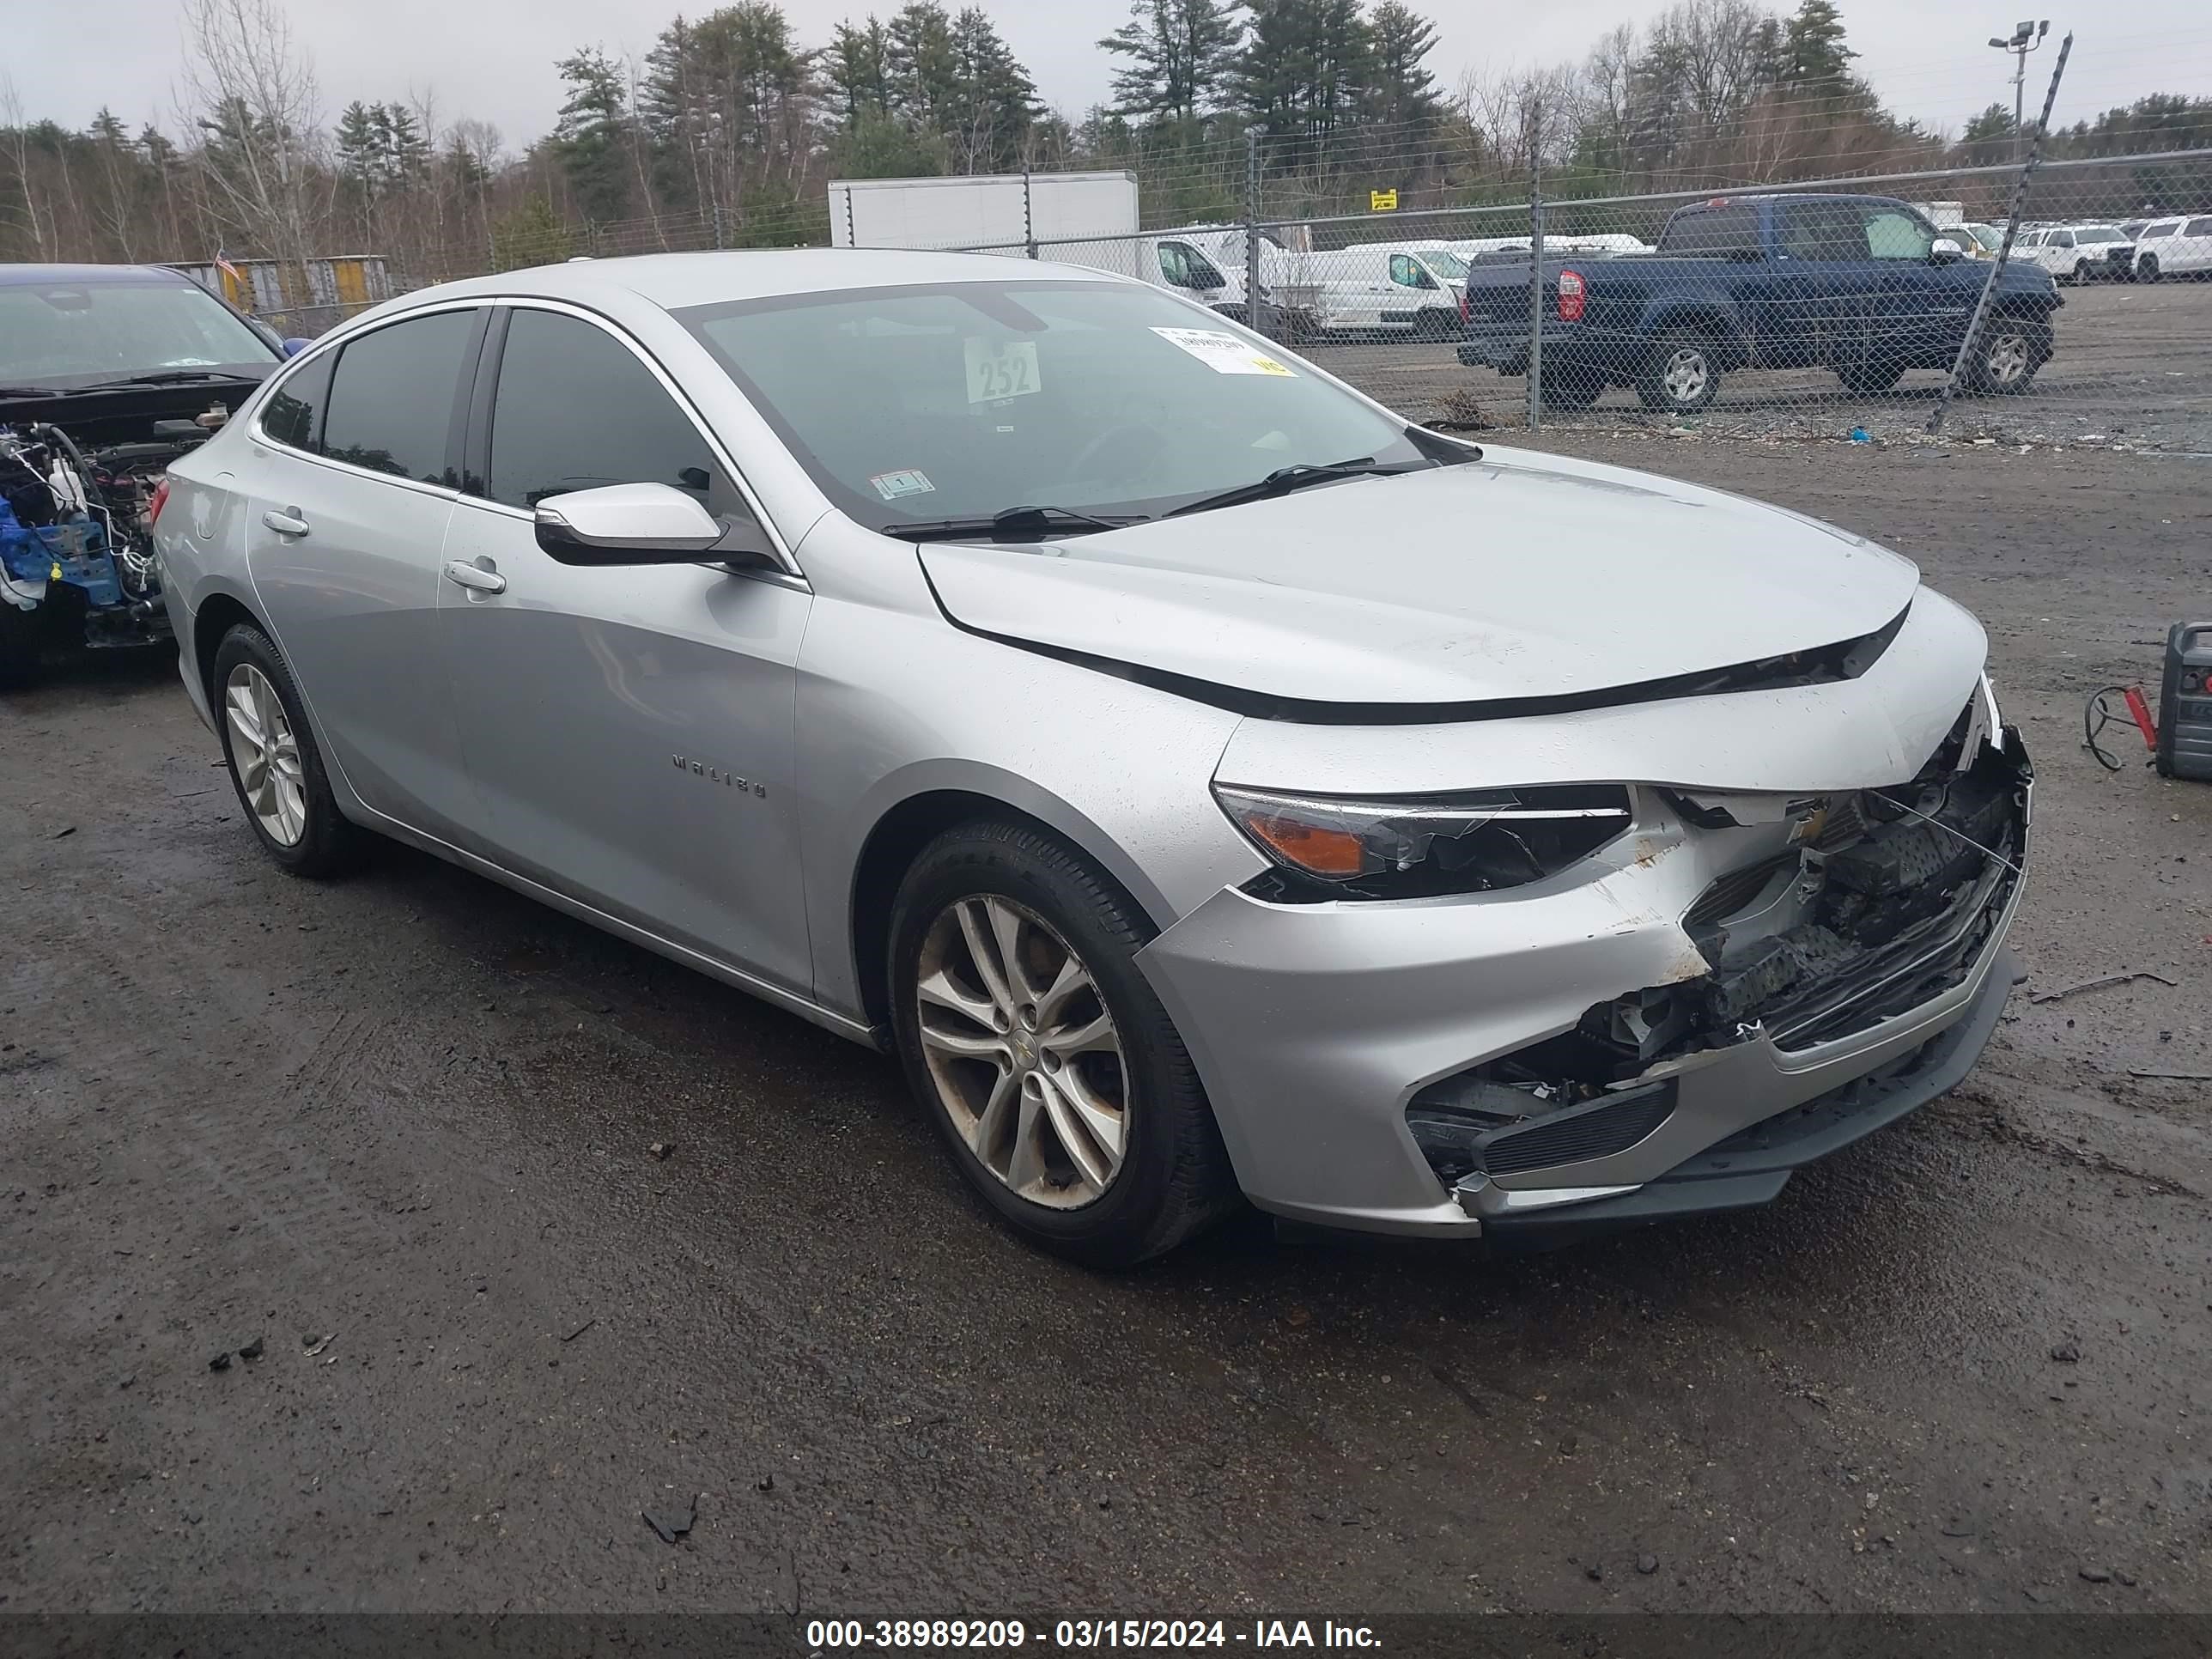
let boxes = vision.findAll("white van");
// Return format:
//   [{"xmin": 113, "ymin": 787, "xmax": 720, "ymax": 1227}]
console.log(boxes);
[
  {"xmin": 1046, "ymin": 232, "xmax": 1251, "ymax": 319},
  {"xmin": 1292, "ymin": 242, "xmax": 1469, "ymax": 337}
]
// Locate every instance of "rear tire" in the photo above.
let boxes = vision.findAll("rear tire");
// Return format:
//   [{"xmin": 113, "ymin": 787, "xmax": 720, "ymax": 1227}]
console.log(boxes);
[
  {"xmin": 213, "ymin": 623, "xmax": 366, "ymax": 878},
  {"xmin": 1637, "ymin": 327, "xmax": 1723, "ymax": 415},
  {"xmin": 1539, "ymin": 362, "xmax": 1604, "ymax": 410},
  {"xmin": 889, "ymin": 818, "xmax": 1236, "ymax": 1267}
]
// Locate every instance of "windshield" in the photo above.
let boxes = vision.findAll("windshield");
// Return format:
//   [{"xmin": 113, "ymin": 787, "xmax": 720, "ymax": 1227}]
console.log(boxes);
[
  {"xmin": 0, "ymin": 278, "xmax": 278, "ymax": 387},
  {"xmin": 2075, "ymin": 228, "xmax": 2125, "ymax": 244},
  {"xmin": 1419, "ymin": 249, "xmax": 1469, "ymax": 280},
  {"xmin": 679, "ymin": 280, "xmax": 1433, "ymax": 528}
]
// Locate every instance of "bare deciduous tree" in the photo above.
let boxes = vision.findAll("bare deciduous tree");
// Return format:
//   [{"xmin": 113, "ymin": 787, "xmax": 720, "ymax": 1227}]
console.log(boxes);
[{"xmin": 176, "ymin": 0, "xmax": 329, "ymax": 275}]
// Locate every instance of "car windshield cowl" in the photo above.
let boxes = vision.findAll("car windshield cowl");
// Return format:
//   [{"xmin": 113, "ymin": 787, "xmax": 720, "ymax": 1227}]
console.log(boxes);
[
  {"xmin": 887, "ymin": 505, "xmax": 1146, "ymax": 543},
  {"xmin": 1164, "ymin": 457, "xmax": 1440, "ymax": 520}
]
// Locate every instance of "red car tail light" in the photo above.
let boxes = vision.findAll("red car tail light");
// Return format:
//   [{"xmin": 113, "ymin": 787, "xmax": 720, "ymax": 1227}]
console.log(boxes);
[{"xmin": 1556, "ymin": 267, "xmax": 1587, "ymax": 323}]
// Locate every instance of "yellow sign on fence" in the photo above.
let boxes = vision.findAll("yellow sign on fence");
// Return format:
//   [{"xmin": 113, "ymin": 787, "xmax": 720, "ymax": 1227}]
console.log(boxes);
[{"xmin": 1370, "ymin": 188, "xmax": 1399, "ymax": 212}]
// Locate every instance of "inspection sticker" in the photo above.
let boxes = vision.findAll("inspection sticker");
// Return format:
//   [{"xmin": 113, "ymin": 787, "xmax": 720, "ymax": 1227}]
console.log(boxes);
[
  {"xmin": 1150, "ymin": 327, "xmax": 1296, "ymax": 377},
  {"xmin": 869, "ymin": 469, "xmax": 937, "ymax": 501}
]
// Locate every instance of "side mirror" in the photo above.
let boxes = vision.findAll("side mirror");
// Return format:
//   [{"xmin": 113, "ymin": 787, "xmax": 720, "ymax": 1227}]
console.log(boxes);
[
  {"xmin": 282, "ymin": 337, "xmax": 312, "ymax": 357},
  {"xmin": 1930, "ymin": 238, "xmax": 1965, "ymax": 264},
  {"xmin": 535, "ymin": 481, "xmax": 735, "ymax": 566}
]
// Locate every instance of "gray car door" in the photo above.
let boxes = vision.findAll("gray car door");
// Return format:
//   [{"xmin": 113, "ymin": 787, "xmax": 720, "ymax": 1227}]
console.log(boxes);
[
  {"xmin": 434, "ymin": 302, "xmax": 816, "ymax": 994},
  {"xmin": 241, "ymin": 305, "xmax": 484, "ymax": 842}
]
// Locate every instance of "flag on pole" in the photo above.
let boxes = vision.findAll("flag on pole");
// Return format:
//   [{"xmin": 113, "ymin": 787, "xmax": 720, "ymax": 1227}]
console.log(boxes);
[{"xmin": 214, "ymin": 248, "xmax": 243, "ymax": 283}]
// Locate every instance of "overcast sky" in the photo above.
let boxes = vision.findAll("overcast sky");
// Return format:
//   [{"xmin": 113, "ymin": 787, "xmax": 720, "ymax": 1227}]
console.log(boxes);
[{"xmin": 14, "ymin": 0, "xmax": 2212, "ymax": 156}]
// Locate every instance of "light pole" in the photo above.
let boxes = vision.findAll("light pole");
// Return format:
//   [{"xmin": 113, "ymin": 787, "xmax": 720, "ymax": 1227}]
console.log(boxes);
[{"xmin": 1989, "ymin": 21, "xmax": 2051, "ymax": 162}]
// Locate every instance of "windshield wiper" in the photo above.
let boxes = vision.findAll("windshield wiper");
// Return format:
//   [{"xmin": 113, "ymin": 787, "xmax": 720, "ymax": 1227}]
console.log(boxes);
[
  {"xmin": 886, "ymin": 504, "xmax": 1145, "ymax": 543},
  {"xmin": 0, "ymin": 385, "xmax": 67, "ymax": 398},
  {"xmin": 73, "ymin": 369, "xmax": 258, "ymax": 391},
  {"xmin": 1165, "ymin": 457, "xmax": 1429, "ymax": 519}
]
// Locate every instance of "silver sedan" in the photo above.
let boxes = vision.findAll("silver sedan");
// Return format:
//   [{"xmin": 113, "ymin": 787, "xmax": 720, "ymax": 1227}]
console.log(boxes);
[{"xmin": 155, "ymin": 251, "xmax": 2028, "ymax": 1263}]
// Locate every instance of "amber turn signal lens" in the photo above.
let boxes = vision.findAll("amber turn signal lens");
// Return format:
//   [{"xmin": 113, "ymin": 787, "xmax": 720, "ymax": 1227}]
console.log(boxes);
[{"xmin": 1239, "ymin": 811, "xmax": 1366, "ymax": 877}]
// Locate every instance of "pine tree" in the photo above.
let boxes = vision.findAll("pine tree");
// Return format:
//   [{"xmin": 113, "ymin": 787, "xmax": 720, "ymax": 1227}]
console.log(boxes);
[
  {"xmin": 824, "ymin": 18, "xmax": 897, "ymax": 124},
  {"xmin": 554, "ymin": 46, "xmax": 634, "ymax": 222},
  {"xmin": 1362, "ymin": 3, "xmax": 1442, "ymax": 132},
  {"xmin": 945, "ymin": 7, "xmax": 1040, "ymax": 171},
  {"xmin": 1097, "ymin": 0, "xmax": 1245, "ymax": 125},
  {"xmin": 887, "ymin": 2, "xmax": 961, "ymax": 137},
  {"xmin": 1778, "ymin": 0, "xmax": 1855, "ymax": 93},
  {"xmin": 1237, "ymin": 0, "xmax": 1375, "ymax": 165}
]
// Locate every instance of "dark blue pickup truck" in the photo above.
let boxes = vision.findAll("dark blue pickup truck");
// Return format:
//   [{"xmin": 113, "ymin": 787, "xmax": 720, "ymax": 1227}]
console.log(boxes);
[{"xmin": 1455, "ymin": 193, "xmax": 2063, "ymax": 416}]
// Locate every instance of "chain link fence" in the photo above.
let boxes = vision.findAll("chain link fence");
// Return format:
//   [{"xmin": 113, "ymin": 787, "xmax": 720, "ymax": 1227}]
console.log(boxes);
[{"xmin": 365, "ymin": 140, "xmax": 2212, "ymax": 453}]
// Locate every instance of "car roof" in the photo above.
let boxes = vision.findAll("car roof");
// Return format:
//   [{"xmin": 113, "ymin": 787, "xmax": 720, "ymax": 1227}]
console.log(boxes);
[
  {"xmin": 0, "ymin": 262, "xmax": 199, "ymax": 288},
  {"xmin": 404, "ymin": 248, "xmax": 1137, "ymax": 314}
]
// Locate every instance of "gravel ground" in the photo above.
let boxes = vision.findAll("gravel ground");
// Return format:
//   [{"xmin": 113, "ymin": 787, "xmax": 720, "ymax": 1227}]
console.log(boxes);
[
  {"xmin": 3, "ymin": 437, "xmax": 2209, "ymax": 1620},
  {"xmin": 1313, "ymin": 278, "xmax": 2212, "ymax": 453}
]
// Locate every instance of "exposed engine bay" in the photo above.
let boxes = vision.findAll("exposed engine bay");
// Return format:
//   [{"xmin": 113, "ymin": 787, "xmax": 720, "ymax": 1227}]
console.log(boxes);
[
  {"xmin": 0, "ymin": 400, "xmax": 229, "ymax": 676},
  {"xmin": 1408, "ymin": 692, "xmax": 2031, "ymax": 1185}
]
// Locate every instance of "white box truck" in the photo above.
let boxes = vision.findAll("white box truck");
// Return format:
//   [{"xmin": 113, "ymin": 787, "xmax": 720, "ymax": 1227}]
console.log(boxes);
[
  {"xmin": 824, "ymin": 173, "xmax": 1257, "ymax": 321},
  {"xmin": 828, "ymin": 172, "xmax": 1139, "ymax": 252}
]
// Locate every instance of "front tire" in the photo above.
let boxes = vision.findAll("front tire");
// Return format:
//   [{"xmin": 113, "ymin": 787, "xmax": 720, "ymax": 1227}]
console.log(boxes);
[
  {"xmin": 889, "ymin": 818, "xmax": 1235, "ymax": 1267},
  {"xmin": 213, "ymin": 623, "xmax": 365, "ymax": 877},
  {"xmin": 2137, "ymin": 255, "xmax": 2160, "ymax": 283},
  {"xmin": 1966, "ymin": 316, "xmax": 2051, "ymax": 395},
  {"xmin": 1637, "ymin": 327, "xmax": 1723, "ymax": 414},
  {"xmin": 0, "ymin": 599, "xmax": 46, "ymax": 690}
]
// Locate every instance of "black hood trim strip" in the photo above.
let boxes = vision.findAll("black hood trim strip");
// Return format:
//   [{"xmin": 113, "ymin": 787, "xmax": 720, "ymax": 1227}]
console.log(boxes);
[{"xmin": 919, "ymin": 555, "xmax": 1911, "ymax": 726}]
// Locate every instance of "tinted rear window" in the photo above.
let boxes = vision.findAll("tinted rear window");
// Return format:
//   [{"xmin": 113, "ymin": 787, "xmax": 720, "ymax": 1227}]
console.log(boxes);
[
  {"xmin": 320, "ymin": 309, "xmax": 475, "ymax": 484},
  {"xmin": 1659, "ymin": 204, "xmax": 1761, "ymax": 255},
  {"xmin": 261, "ymin": 351, "xmax": 333, "ymax": 452}
]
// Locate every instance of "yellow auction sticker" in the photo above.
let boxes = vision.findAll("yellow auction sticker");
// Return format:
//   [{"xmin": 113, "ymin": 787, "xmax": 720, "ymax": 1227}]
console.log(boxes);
[{"xmin": 1149, "ymin": 327, "xmax": 1296, "ymax": 377}]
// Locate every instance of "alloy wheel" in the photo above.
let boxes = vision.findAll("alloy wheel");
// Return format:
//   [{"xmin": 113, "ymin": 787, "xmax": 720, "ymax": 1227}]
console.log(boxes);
[
  {"xmin": 224, "ymin": 662, "xmax": 307, "ymax": 846},
  {"xmin": 1661, "ymin": 347, "xmax": 1711, "ymax": 405},
  {"xmin": 914, "ymin": 894, "xmax": 1129, "ymax": 1208},
  {"xmin": 1983, "ymin": 331, "xmax": 2032, "ymax": 387}
]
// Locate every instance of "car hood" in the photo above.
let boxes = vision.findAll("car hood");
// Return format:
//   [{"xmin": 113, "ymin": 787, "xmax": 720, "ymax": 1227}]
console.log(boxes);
[{"xmin": 917, "ymin": 446, "xmax": 1920, "ymax": 710}]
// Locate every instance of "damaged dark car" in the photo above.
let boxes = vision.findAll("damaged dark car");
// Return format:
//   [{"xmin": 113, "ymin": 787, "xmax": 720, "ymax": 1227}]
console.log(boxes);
[{"xmin": 0, "ymin": 263, "xmax": 293, "ymax": 687}]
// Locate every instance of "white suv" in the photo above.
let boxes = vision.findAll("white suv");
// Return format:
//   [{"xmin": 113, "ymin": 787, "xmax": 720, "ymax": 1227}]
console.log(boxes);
[
  {"xmin": 2127, "ymin": 216, "xmax": 2212, "ymax": 282},
  {"xmin": 2016, "ymin": 224, "xmax": 2136, "ymax": 283}
]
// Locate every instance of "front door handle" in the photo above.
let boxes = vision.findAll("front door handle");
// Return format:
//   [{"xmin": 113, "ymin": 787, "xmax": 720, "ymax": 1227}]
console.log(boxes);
[
  {"xmin": 262, "ymin": 507, "xmax": 309, "ymax": 537},
  {"xmin": 443, "ymin": 557, "xmax": 507, "ymax": 595}
]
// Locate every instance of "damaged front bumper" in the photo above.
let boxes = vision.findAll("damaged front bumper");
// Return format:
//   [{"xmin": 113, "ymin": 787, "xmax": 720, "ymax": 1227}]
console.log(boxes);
[{"xmin": 1137, "ymin": 722, "xmax": 2031, "ymax": 1243}]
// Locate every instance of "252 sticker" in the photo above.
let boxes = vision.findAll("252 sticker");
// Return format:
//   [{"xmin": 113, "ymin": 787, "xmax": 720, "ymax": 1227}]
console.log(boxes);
[{"xmin": 965, "ymin": 337, "xmax": 1041, "ymax": 404}]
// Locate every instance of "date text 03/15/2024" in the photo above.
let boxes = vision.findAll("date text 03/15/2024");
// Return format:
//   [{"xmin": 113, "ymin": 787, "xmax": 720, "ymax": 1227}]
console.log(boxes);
[{"xmin": 805, "ymin": 1620, "xmax": 1383, "ymax": 1650}]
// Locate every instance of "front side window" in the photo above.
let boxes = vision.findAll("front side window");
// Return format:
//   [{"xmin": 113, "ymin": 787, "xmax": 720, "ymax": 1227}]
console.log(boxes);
[
  {"xmin": 1156, "ymin": 242, "xmax": 1193, "ymax": 288},
  {"xmin": 319, "ymin": 309, "xmax": 476, "ymax": 484},
  {"xmin": 679, "ymin": 280, "xmax": 1436, "ymax": 529},
  {"xmin": 484, "ymin": 307, "xmax": 750, "ymax": 524},
  {"xmin": 1389, "ymin": 253, "xmax": 1432, "ymax": 289},
  {"xmin": 1862, "ymin": 208, "xmax": 1934, "ymax": 260},
  {"xmin": 2143, "ymin": 221, "xmax": 2181, "ymax": 240},
  {"xmin": 2051, "ymin": 231, "xmax": 2076, "ymax": 248},
  {"xmin": 0, "ymin": 278, "xmax": 278, "ymax": 388}
]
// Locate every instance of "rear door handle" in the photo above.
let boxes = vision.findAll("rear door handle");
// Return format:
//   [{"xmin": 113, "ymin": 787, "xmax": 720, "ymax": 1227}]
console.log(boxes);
[
  {"xmin": 442, "ymin": 558, "xmax": 506, "ymax": 595},
  {"xmin": 261, "ymin": 507, "xmax": 309, "ymax": 536}
]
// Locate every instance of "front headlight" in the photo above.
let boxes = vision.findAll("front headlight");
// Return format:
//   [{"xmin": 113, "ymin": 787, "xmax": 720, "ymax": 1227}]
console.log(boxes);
[{"xmin": 1213, "ymin": 782, "xmax": 1635, "ymax": 901}]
